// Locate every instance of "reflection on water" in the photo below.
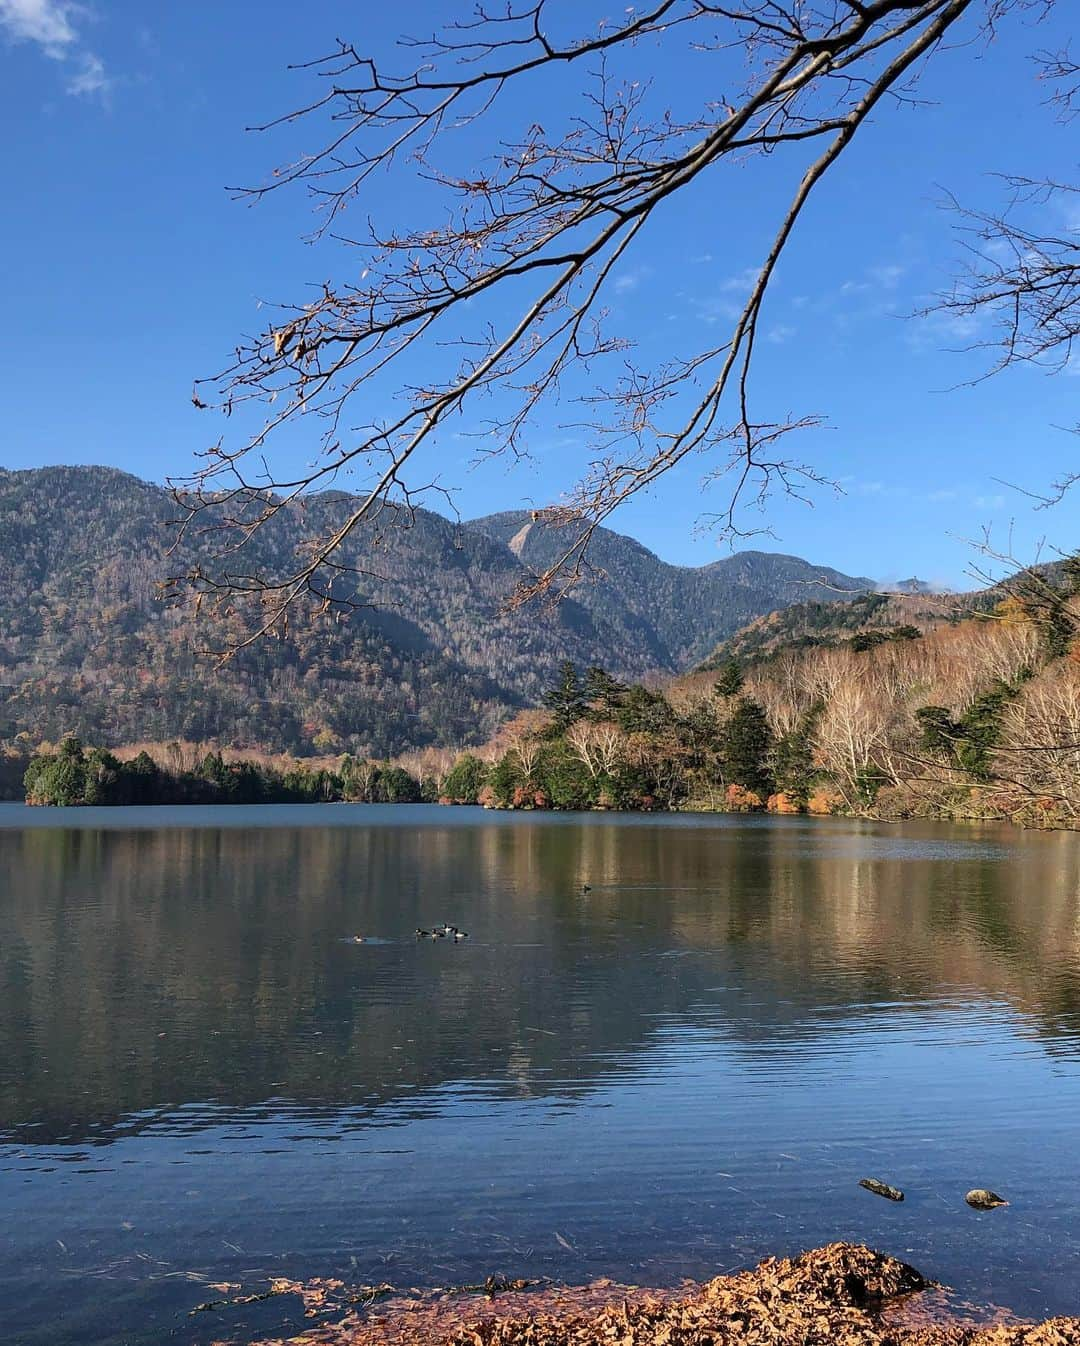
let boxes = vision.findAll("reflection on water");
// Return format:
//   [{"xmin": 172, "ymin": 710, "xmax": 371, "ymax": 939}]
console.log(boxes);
[{"xmin": 1, "ymin": 806, "xmax": 1079, "ymax": 1344}]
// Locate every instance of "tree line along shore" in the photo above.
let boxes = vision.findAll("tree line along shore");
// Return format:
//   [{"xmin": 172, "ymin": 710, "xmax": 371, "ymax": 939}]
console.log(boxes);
[{"xmin": 12, "ymin": 575, "xmax": 1080, "ymax": 828}]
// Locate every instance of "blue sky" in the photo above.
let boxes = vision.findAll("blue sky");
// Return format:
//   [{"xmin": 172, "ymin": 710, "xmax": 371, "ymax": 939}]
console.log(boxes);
[{"xmin": 1, "ymin": 0, "xmax": 1077, "ymax": 588}]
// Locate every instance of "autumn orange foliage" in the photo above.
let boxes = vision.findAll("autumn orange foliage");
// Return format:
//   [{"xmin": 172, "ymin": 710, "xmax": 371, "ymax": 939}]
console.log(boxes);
[
  {"xmin": 807, "ymin": 789, "xmax": 844, "ymax": 816},
  {"xmin": 724, "ymin": 784, "xmax": 764, "ymax": 812}
]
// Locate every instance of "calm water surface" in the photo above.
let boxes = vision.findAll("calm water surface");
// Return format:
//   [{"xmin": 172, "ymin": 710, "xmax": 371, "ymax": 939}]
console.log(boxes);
[{"xmin": 1, "ymin": 805, "xmax": 1079, "ymax": 1344}]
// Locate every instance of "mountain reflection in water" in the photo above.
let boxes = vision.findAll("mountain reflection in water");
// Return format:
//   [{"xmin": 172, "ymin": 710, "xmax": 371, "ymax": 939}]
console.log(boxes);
[{"xmin": 1, "ymin": 806, "xmax": 1078, "ymax": 1345}]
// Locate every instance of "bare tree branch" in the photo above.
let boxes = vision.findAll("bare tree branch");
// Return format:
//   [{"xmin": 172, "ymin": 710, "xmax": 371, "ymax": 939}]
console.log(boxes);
[
  {"xmin": 927, "ymin": 178, "xmax": 1080, "ymax": 380},
  {"xmin": 172, "ymin": 0, "xmax": 1031, "ymax": 644},
  {"xmin": 925, "ymin": 22, "xmax": 1079, "ymax": 515}
]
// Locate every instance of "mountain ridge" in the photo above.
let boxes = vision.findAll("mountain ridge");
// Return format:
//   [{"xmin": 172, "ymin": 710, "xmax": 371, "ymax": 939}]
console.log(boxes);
[
  {"xmin": 466, "ymin": 509, "xmax": 875, "ymax": 668},
  {"xmin": 0, "ymin": 465, "xmax": 874, "ymax": 755}
]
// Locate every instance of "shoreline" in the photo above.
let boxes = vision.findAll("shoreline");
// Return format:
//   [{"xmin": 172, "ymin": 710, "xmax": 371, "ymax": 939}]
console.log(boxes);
[
  {"xmin": 201, "ymin": 1243, "xmax": 1079, "ymax": 1346},
  {"xmin": 7, "ymin": 794, "xmax": 1077, "ymax": 834}
]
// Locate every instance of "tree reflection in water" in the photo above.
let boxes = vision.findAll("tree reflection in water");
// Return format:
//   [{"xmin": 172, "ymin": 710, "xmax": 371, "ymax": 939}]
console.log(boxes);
[{"xmin": 1, "ymin": 809, "xmax": 1078, "ymax": 1343}]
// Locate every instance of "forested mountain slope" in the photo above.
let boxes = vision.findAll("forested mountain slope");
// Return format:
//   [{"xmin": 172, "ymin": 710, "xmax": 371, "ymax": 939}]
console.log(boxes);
[
  {"xmin": 698, "ymin": 592, "xmax": 964, "ymax": 668},
  {"xmin": 0, "ymin": 466, "xmax": 870, "ymax": 755},
  {"xmin": 468, "ymin": 511, "xmax": 874, "ymax": 669}
]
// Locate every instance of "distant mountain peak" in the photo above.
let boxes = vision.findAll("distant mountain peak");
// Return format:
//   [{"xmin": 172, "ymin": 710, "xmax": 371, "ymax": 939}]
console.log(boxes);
[{"xmin": 1, "ymin": 466, "xmax": 873, "ymax": 756}]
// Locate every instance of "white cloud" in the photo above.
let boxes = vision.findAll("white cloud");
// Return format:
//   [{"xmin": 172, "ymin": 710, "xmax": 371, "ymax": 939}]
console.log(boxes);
[
  {"xmin": 842, "ymin": 478, "xmax": 968, "ymax": 508},
  {"xmin": 613, "ymin": 264, "xmax": 654, "ymax": 296},
  {"xmin": 0, "ymin": 0, "xmax": 76, "ymax": 51},
  {"xmin": 837, "ymin": 261, "xmax": 907, "ymax": 303},
  {"xmin": 67, "ymin": 48, "xmax": 106, "ymax": 94},
  {"xmin": 973, "ymin": 494, "xmax": 1006, "ymax": 510},
  {"xmin": 765, "ymin": 323, "xmax": 795, "ymax": 344},
  {"xmin": 869, "ymin": 263, "xmax": 905, "ymax": 290},
  {"xmin": 720, "ymin": 266, "xmax": 761, "ymax": 294},
  {"xmin": 906, "ymin": 304, "xmax": 986, "ymax": 353},
  {"xmin": 682, "ymin": 268, "xmax": 764, "ymax": 325},
  {"xmin": 0, "ymin": 0, "xmax": 110, "ymax": 96},
  {"xmin": 691, "ymin": 295, "xmax": 743, "ymax": 325}
]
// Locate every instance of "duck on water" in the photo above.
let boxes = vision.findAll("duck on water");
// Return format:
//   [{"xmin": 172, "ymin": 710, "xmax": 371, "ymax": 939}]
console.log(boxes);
[{"xmin": 415, "ymin": 925, "xmax": 469, "ymax": 940}]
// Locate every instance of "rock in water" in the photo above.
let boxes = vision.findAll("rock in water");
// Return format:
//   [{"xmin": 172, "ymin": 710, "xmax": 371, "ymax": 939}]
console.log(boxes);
[
  {"xmin": 965, "ymin": 1188, "xmax": 1008, "ymax": 1210},
  {"xmin": 858, "ymin": 1178, "xmax": 904, "ymax": 1202}
]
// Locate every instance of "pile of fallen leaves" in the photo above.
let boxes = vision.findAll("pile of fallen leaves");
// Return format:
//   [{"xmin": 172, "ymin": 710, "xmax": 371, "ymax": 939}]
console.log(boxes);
[{"xmin": 209, "ymin": 1243, "xmax": 1080, "ymax": 1346}]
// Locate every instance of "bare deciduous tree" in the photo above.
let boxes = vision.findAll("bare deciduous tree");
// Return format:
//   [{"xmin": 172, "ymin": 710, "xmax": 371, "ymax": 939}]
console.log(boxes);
[
  {"xmin": 999, "ymin": 663, "xmax": 1080, "ymax": 816},
  {"xmin": 567, "ymin": 719, "xmax": 626, "ymax": 777},
  {"xmin": 929, "ymin": 40, "xmax": 1078, "ymax": 499},
  {"xmin": 511, "ymin": 731, "xmax": 543, "ymax": 782},
  {"xmin": 815, "ymin": 674, "xmax": 891, "ymax": 803},
  {"xmin": 172, "ymin": 0, "xmax": 1033, "ymax": 644}
]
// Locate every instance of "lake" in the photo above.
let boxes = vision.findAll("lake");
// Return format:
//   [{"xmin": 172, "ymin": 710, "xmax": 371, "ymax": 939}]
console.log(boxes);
[{"xmin": 1, "ymin": 804, "xmax": 1079, "ymax": 1344}]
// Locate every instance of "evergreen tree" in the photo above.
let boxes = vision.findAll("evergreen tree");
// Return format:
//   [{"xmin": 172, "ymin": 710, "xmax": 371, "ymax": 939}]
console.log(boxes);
[
  {"xmin": 25, "ymin": 738, "xmax": 90, "ymax": 806},
  {"xmin": 1045, "ymin": 608, "xmax": 1073, "ymax": 659},
  {"xmin": 712, "ymin": 659, "xmax": 744, "ymax": 698},
  {"xmin": 197, "ymin": 751, "xmax": 229, "ymax": 788},
  {"xmin": 723, "ymin": 698, "xmax": 773, "ymax": 797},
  {"xmin": 538, "ymin": 743, "xmax": 593, "ymax": 810},
  {"xmin": 83, "ymin": 748, "xmax": 122, "ymax": 805},
  {"xmin": 376, "ymin": 766, "xmax": 422, "ymax": 803},
  {"xmin": 617, "ymin": 683, "xmax": 676, "ymax": 735},
  {"xmin": 677, "ymin": 700, "xmax": 721, "ymax": 768},
  {"xmin": 543, "ymin": 661, "xmax": 588, "ymax": 731},
  {"xmin": 955, "ymin": 681, "xmax": 1020, "ymax": 781},
  {"xmin": 916, "ymin": 706, "xmax": 959, "ymax": 757},
  {"xmin": 441, "ymin": 754, "xmax": 487, "ymax": 803},
  {"xmin": 772, "ymin": 705, "xmax": 821, "ymax": 804},
  {"xmin": 485, "ymin": 754, "xmax": 519, "ymax": 807},
  {"xmin": 583, "ymin": 666, "xmax": 628, "ymax": 715},
  {"xmin": 1064, "ymin": 553, "xmax": 1080, "ymax": 595}
]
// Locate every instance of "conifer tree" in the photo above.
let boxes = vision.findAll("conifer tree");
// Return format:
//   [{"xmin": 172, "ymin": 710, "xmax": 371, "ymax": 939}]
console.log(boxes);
[
  {"xmin": 544, "ymin": 661, "xmax": 588, "ymax": 732},
  {"xmin": 583, "ymin": 666, "xmax": 628, "ymax": 716},
  {"xmin": 713, "ymin": 659, "xmax": 744, "ymax": 699},
  {"xmin": 723, "ymin": 698, "xmax": 773, "ymax": 797}
]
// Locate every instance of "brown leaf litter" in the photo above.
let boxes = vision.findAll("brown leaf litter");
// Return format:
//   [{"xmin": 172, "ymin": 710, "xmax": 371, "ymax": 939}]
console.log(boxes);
[{"xmin": 209, "ymin": 1242, "xmax": 1080, "ymax": 1346}]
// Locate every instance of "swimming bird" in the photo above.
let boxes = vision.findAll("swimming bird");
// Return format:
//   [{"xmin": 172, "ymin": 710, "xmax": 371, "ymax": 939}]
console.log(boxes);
[
  {"xmin": 581, "ymin": 884, "xmax": 591, "ymax": 893},
  {"xmin": 350, "ymin": 935, "xmax": 366, "ymax": 944},
  {"xmin": 453, "ymin": 929, "xmax": 468, "ymax": 940}
]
